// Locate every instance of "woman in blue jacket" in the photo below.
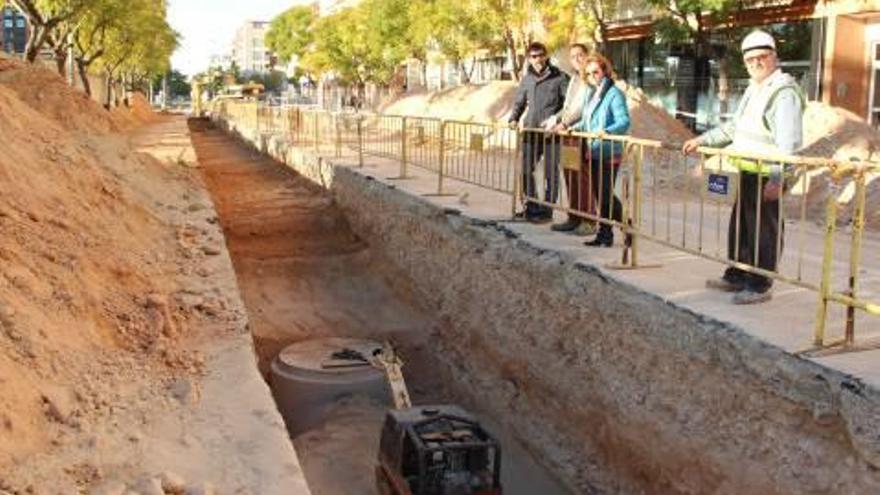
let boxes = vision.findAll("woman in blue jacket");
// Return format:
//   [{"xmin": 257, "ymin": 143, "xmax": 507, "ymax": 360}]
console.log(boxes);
[{"xmin": 570, "ymin": 53, "xmax": 631, "ymax": 247}]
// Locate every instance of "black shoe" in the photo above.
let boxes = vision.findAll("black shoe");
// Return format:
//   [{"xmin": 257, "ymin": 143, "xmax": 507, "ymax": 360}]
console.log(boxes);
[
  {"xmin": 706, "ymin": 278, "xmax": 743, "ymax": 292},
  {"xmin": 551, "ymin": 218, "xmax": 580, "ymax": 232},
  {"xmin": 514, "ymin": 210, "xmax": 541, "ymax": 221},
  {"xmin": 584, "ymin": 236, "xmax": 613, "ymax": 247},
  {"xmin": 732, "ymin": 289, "xmax": 772, "ymax": 305},
  {"xmin": 527, "ymin": 214, "xmax": 553, "ymax": 224}
]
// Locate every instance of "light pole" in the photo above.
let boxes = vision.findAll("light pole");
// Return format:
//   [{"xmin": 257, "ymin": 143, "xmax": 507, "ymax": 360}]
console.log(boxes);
[
  {"xmin": 65, "ymin": 0, "xmax": 76, "ymax": 87},
  {"xmin": 67, "ymin": 29, "xmax": 75, "ymax": 87}
]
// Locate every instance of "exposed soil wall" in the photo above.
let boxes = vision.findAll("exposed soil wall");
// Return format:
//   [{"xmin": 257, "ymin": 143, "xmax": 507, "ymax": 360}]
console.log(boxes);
[
  {"xmin": 0, "ymin": 54, "xmax": 310, "ymax": 491},
  {"xmin": 330, "ymin": 168, "xmax": 880, "ymax": 494},
  {"xmin": 215, "ymin": 114, "xmax": 880, "ymax": 495}
]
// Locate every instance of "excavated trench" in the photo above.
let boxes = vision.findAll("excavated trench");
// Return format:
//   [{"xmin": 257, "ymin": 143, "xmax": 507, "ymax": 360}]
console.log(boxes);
[{"xmin": 188, "ymin": 120, "xmax": 573, "ymax": 495}]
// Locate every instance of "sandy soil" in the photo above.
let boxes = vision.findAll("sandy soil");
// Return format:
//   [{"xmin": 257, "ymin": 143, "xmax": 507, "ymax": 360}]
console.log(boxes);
[{"xmin": 0, "ymin": 57, "xmax": 278, "ymax": 493}]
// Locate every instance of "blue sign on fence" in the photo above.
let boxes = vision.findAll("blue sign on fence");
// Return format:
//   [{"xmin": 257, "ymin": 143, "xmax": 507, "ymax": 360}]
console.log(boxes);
[{"xmin": 708, "ymin": 173, "xmax": 730, "ymax": 196}]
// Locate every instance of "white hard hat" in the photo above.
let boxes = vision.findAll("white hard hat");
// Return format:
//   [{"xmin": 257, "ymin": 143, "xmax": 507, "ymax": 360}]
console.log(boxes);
[{"xmin": 742, "ymin": 30, "xmax": 776, "ymax": 54}]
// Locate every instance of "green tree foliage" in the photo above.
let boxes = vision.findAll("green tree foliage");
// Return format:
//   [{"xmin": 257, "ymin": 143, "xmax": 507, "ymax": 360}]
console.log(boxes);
[
  {"xmin": 477, "ymin": 0, "xmax": 533, "ymax": 79},
  {"xmin": 476, "ymin": 0, "xmax": 588, "ymax": 80},
  {"xmin": 9, "ymin": 0, "xmax": 89, "ymax": 63},
  {"xmin": 93, "ymin": 0, "xmax": 178, "ymax": 105},
  {"xmin": 265, "ymin": 5, "xmax": 316, "ymax": 64},
  {"xmin": 167, "ymin": 70, "xmax": 191, "ymax": 98},
  {"xmin": 10, "ymin": 0, "xmax": 178, "ymax": 101},
  {"xmin": 71, "ymin": 0, "xmax": 129, "ymax": 95},
  {"xmin": 300, "ymin": 0, "xmax": 410, "ymax": 89},
  {"xmin": 644, "ymin": 0, "xmax": 739, "ymax": 47},
  {"xmin": 541, "ymin": 0, "xmax": 615, "ymax": 51},
  {"xmin": 310, "ymin": 7, "xmax": 370, "ymax": 86},
  {"xmin": 264, "ymin": 0, "xmax": 623, "ymax": 87},
  {"xmin": 417, "ymin": 0, "xmax": 503, "ymax": 83}
]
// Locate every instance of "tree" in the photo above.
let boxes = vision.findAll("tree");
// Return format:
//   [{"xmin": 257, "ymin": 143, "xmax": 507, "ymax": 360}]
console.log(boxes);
[
  {"xmin": 302, "ymin": 7, "xmax": 369, "ymax": 87},
  {"xmin": 71, "ymin": 0, "xmax": 128, "ymax": 95},
  {"xmin": 361, "ymin": 0, "xmax": 414, "ymax": 86},
  {"xmin": 477, "ymin": 0, "xmax": 533, "ymax": 80},
  {"xmin": 477, "ymin": 0, "xmax": 576, "ymax": 81},
  {"xmin": 167, "ymin": 70, "xmax": 191, "ymax": 98},
  {"xmin": 94, "ymin": 0, "xmax": 178, "ymax": 107},
  {"xmin": 9, "ymin": 0, "xmax": 88, "ymax": 63},
  {"xmin": 541, "ymin": 0, "xmax": 617, "ymax": 52},
  {"xmin": 265, "ymin": 5, "xmax": 316, "ymax": 64},
  {"xmin": 8, "ymin": 0, "xmax": 177, "ymax": 102},
  {"xmin": 417, "ymin": 0, "xmax": 503, "ymax": 84},
  {"xmin": 265, "ymin": 0, "xmax": 625, "ymax": 91}
]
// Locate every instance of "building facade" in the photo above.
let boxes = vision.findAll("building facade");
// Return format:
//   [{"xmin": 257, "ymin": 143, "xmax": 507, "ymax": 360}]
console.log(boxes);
[
  {"xmin": 603, "ymin": 0, "xmax": 880, "ymax": 130},
  {"xmin": 231, "ymin": 21, "xmax": 273, "ymax": 76},
  {"xmin": 1, "ymin": 2, "xmax": 27, "ymax": 56},
  {"xmin": 208, "ymin": 54, "xmax": 232, "ymax": 72}
]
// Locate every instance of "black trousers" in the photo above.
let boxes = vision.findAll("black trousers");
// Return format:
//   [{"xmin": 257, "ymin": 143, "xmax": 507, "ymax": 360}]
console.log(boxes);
[
  {"xmin": 723, "ymin": 172, "xmax": 783, "ymax": 292},
  {"xmin": 590, "ymin": 154, "xmax": 622, "ymax": 241},
  {"xmin": 521, "ymin": 133, "xmax": 560, "ymax": 216}
]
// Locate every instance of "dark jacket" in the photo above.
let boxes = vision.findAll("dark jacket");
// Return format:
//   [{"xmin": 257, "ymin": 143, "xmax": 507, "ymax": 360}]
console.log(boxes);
[{"xmin": 508, "ymin": 64, "xmax": 570, "ymax": 129}]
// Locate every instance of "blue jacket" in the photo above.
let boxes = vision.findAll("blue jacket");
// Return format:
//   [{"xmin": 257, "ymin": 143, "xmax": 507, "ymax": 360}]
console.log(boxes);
[{"xmin": 571, "ymin": 78, "xmax": 630, "ymax": 158}]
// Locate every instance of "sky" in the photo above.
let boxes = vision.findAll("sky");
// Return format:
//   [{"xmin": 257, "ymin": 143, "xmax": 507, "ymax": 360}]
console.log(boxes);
[{"xmin": 168, "ymin": 0, "xmax": 305, "ymax": 76}]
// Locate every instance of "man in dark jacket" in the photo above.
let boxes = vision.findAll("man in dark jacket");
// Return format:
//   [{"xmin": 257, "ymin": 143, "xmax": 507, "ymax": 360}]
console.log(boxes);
[{"xmin": 508, "ymin": 41, "xmax": 569, "ymax": 222}]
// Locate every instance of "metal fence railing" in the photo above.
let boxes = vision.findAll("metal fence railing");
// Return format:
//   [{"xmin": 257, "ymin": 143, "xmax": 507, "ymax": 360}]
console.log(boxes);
[{"xmin": 209, "ymin": 99, "xmax": 880, "ymax": 355}]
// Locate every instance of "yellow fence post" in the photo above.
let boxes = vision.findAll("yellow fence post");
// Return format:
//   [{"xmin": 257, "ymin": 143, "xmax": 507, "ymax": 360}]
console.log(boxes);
[
  {"xmin": 813, "ymin": 192, "xmax": 838, "ymax": 348},
  {"xmin": 335, "ymin": 113, "xmax": 342, "ymax": 158},
  {"xmin": 313, "ymin": 112, "xmax": 320, "ymax": 154},
  {"xmin": 400, "ymin": 116, "xmax": 408, "ymax": 178},
  {"xmin": 629, "ymin": 144, "xmax": 644, "ymax": 267},
  {"xmin": 845, "ymin": 169, "xmax": 868, "ymax": 345},
  {"xmin": 357, "ymin": 116, "xmax": 365, "ymax": 168},
  {"xmin": 511, "ymin": 128, "xmax": 520, "ymax": 219},
  {"xmin": 437, "ymin": 120, "xmax": 446, "ymax": 195},
  {"xmin": 607, "ymin": 142, "xmax": 659, "ymax": 271}
]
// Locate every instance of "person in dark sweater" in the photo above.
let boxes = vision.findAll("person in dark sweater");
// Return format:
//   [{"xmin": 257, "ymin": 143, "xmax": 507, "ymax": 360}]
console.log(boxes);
[{"xmin": 508, "ymin": 41, "xmax": 570, "ymax": 222}]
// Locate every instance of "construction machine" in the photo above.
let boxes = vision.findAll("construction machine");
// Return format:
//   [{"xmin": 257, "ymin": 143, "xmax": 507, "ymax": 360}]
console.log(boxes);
[{"xmin": 369, "ymin": 344, "xmax": 503, "ymax": 495}]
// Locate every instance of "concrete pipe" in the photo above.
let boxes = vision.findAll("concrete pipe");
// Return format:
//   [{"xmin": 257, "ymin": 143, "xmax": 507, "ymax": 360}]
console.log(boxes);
[{"xmin": 270, "ymin": 337, "xmax": 388, "ymax": 436}]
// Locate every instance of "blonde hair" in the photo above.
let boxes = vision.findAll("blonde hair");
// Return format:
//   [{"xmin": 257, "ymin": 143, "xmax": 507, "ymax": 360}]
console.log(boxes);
[{"xmin": 580, "ymin": 53, "xmax": 615, "ymax": 81}]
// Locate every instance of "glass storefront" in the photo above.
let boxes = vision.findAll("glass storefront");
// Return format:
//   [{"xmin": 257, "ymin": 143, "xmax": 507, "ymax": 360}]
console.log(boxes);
[
  {"xmin": 607, "ymin": 19, "xmax": 822, "ymax": 133},
  {"xmin": 2, "ymin": 7, "xmax": 26, "ymax": 55}
]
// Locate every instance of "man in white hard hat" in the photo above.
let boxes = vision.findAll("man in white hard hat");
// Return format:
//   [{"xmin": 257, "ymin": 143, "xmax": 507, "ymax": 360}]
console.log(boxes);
[{"xmin": 682, "ymin": 29, "xmax": 804, "ymax": 304}]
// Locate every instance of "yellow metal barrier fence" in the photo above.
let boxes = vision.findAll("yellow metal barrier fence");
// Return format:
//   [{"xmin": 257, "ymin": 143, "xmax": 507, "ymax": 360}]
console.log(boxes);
[{"xmin": 210, "ymin": 100, "xmax": 879, "ymax": 353}]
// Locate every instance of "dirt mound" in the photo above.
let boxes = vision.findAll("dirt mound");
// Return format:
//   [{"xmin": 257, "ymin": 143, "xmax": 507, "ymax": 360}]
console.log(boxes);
[
  {"xmin": 380, "ymin": 80, "xmax": 695, "ymax": 145},
  {"xmin": 0, "ymin": 56, "xmax": 122, "ymax": 134},
  {"xmin": 801, "ymin": 102, "xmax": 880, "ymax": 161},
  {"xmin": 620, "ymin": 82, "xmax": 694, "ymax": 144},
  {"xmin": 0, "ymin": 80, "xmax": 198, "ymax": 486},
  {"xmin": 129, "ymin": 92, "xmax": 157, "ymax": 123},
  {"xmin": 381, "ymin": 81, "xmax": 517, "ymax": 123},
  {"xmin": 785, "ymin": 103, "xmax": 880, "ymax": 228},
  {"xmin": 112, "ymin": 92, "xmax": 157, "ymax": 126}
]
